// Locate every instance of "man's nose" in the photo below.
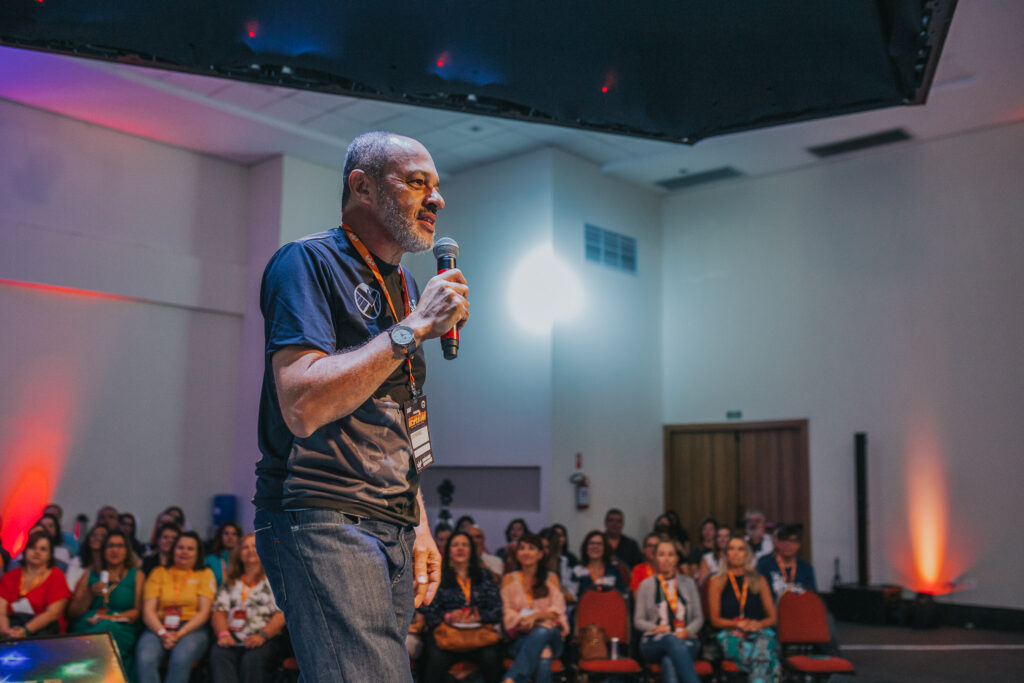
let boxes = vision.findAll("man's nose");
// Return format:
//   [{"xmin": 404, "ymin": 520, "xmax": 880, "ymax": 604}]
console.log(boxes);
[{"xmin": 427, "ymin": 186, "xmax": 445, "ymax": 211}]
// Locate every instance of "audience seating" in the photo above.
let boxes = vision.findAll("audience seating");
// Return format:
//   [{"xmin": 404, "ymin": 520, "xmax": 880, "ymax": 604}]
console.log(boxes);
[
  {"xmin": 778, "ymin": 590, "xmax": 854, "ymax": 681},
  {"xmin": 575, "ymin": 589, "xmax": 643, "ymax": 681}
]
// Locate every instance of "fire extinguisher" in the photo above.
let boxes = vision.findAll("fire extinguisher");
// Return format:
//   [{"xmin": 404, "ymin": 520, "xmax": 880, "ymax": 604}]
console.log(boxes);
[{"xmin": 569, "ymin": 473, "xmax": 590, "ymax": 510}]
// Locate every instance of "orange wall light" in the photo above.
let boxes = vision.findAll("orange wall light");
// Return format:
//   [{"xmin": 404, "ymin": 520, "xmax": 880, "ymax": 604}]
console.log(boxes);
[{"xmin": 0, "ymin": 363, "xmax": 74, "ymax": 557}]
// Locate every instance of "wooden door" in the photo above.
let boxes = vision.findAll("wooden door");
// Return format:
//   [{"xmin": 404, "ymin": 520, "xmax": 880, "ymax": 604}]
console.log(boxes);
[{"xmin": 663, "ymin": 420, "xmax": 810, "ymax": 558}]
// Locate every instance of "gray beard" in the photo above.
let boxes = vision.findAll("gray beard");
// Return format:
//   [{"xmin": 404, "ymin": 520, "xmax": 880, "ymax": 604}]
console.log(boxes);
[{"xmin": 379, "ymin": 190, "xmax": 433, "ymax": 254}]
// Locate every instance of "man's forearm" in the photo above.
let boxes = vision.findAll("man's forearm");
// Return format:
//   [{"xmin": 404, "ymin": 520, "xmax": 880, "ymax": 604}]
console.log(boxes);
[{"xmin": 275, "ymin": 331, "xmax": 413, "ymax": 438}]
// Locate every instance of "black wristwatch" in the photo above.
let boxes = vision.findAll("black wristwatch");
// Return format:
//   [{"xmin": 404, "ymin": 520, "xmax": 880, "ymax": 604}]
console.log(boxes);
[{"xmin": 389, "ymin": 324, "xmax": 417, "ymax": 358}]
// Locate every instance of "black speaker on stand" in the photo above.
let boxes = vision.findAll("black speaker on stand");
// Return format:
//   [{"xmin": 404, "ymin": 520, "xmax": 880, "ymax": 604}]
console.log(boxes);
[{"xmin": 831, "ymin": 432, "xmax": 903, "ymax": 624}]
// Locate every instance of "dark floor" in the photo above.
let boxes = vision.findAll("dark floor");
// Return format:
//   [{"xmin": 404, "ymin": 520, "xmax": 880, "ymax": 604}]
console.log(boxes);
[{"xmin": 830, "ymin": 620, "xmax": 1024, "ymax": 682}]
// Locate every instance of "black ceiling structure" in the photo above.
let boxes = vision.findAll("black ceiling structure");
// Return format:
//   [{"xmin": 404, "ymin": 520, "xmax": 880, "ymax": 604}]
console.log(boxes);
[{"xmin": 0, "ymin": 0, "xmax": 957, "ymax": 144}]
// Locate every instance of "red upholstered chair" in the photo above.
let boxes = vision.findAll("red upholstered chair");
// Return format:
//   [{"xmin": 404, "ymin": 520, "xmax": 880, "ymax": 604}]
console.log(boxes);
[
  {"xmin": 574, "ymin": 589, "xmax": 643, "ymax": 681},
  {"xmin": 777, "ymin": 590, "xmax": 854, "ymax": 680}
]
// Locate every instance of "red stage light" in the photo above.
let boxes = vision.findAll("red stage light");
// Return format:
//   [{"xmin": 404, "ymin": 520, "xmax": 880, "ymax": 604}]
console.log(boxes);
[
  {"xmin": 601, "ymin": 86, "xmax": 609, "ymax": 93},
  {"xmin": 437, "ymin": 60, "xmax": 444, "ymax": 68},
  {"xmin": 249, "ymin": 30, "xmax": 256, "ymax": 38}
]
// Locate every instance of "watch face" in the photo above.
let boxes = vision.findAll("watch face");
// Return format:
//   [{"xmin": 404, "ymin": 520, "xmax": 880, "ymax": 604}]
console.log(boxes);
[{"xmin": 392, "ymin": 326, "xmax": 415, "ymax": 345}]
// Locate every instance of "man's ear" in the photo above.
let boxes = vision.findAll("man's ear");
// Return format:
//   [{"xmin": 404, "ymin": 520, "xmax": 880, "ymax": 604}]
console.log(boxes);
[{"xmin": 348, "ymin": 169, "xmax": 376, "ymax": 207}]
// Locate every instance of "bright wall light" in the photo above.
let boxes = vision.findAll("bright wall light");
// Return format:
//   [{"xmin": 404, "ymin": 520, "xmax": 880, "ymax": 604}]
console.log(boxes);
[{"xmin": 507, "ymin": 244, "xmax": 584, "ymax": 335}]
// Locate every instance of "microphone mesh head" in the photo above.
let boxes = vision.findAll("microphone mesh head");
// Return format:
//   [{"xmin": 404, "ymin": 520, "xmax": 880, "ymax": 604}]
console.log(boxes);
[{"xmin": 433, "ymin": 237, "xmax": 459, "ymax": 259}]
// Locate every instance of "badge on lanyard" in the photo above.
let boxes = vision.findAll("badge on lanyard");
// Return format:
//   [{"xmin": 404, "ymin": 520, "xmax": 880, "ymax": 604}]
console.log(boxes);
[
  {"xmin": 229, "ymin": 609, "xmax": 247, "ymax": 632},
  {"xmin": 10, "ymin": 597, "xmax": 33, "ymax": 614},
  {"xmin": 405, "ymin": 395, "xmax": 433, "ymax": 473},
  {"xmin": 163, "ymin": 605, "xmax": 182, "ymax": 630}
]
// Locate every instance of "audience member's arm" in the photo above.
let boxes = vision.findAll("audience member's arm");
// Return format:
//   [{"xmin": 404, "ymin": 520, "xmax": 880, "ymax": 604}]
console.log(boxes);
[
  {"xmin": 0, "ymin": 598, "xmax": 10, "ymax": 637},
  {"xmin": 754, "ymin": 582, "xmax": 776, "ymax": 630},
  {"xmin": 243, "ymin": 611, "xmax": 285, "ymax": 649},
  {"xmin": 211, "ymin": 609, "xmax": 233, "ymax": 647},
  {"xmin": 67, "ymin": 573, "xmax": 93, "ymax": 621},
  {"xmin": 141, "ymin": 597, "xmax": 164, "ymax": 634},
  {"xmin": 682, "ymin": 577, "xmax": 704, "ymax": 635},
  {"xmin": 174, "ymin": 595, "xmax": 212, "ymax": 640},
  {"xmin": 121, "ymin": 573, "xmax": 144, "ymax": 623},
  {"xmin": 707, "ymin": 575, "xmax": 734, "ymax": 630},
  {"xmin": 632, "ymin": 580, "xmax": 659, "ymax": 633},
  {"xmin": 23, "ymin": 597, "xmax": 68, "ymax": 635},
  {"xmin": 476, "ymin": 573, "xmax": 503, "ymax": 625}
]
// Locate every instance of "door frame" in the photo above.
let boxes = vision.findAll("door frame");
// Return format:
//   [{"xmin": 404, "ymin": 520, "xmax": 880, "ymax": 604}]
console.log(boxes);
[{"xmin": 663, "ymin": 418, "xmax": 810, "ymax": 555}]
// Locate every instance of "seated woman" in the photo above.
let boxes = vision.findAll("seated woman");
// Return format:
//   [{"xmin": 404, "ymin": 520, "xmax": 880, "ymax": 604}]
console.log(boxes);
[
  {"xmin": 496, "ymin": 518, "xmax": 530, "ymax": 573},
  {"xmin": 635, "ymin": 540, "xmax": 704, "ymax": 683},
  {"xmin": 141, "ymin": 522, "xmax": 181, "ymax": 576},
  {"xmin": 65, "ymin": 525, "xmax": 109, "ymax": 591},
  {"xmin": 708, "ymin": 536, "xmax": 780, "ymax": 683},
  {"xmin": 696, "ymin": 525, "xmax": 731, "ymax": 586},
  {"xmin": 500, "ymin": 533, "xmax": 568, "ymax": 683},
  {"xmin": 568, "ymin": 530, "xmax": 627, "ymax": 600},
  {"xmin": 433, "ymin": 522, "xmax": 454, "ymax": 558},
  {"xmin": 136, "ymin": 531, "xmax": 216, "ymax": 683},
  {"xmin": 204, "ymin": 522, "xmax": 242, "ymax": 587},
  {"xmin": 209, "ymin": 533, "xmax": 285, "ymax": 683},
  {"xmin": 119, "ymin": 512, "xmax": 147, "ymax": 559},
  {"xmin": 0, "ymin": 529, "xmax": 72, "ymax": 638},
  {"xmin": 68, "ymin": 530, "xmax": 143, "ymax": 676},
  {"xmin": 422, "ymin": 531, "xmax": 503, "ymax": 683}
]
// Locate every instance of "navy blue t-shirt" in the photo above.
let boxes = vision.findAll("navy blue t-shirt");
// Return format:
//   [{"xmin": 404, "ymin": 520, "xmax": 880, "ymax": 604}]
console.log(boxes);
[
  {"xmin": 756, "ymin": 554, "xmax": 818, "ymax": 600},
  {"xmin": 254, "ymin": 228, "xmax": 426, "ymax": 526}
]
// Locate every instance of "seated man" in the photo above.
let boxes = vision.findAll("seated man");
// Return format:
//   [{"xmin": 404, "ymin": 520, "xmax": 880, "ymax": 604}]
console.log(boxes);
[
  {"xmin": 744, "ymin": 509, "xmax": 774, "ymax": 561},
  {"xmin": 604, "ymin": 508, "xmax": 643, "ymax": 570},
  {"xmin": 756, "ymin": 523, "xmax": 817, "ymax": 600},
  {"xmin": 468, "ymin": 526, "xmax": 503, "ymax": 578}
]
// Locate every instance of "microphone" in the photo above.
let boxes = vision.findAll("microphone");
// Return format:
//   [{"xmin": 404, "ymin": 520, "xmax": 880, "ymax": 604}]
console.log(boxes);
[{"xmin": 432, "ymin": 237, "xmax": 460, "ymax": 360}]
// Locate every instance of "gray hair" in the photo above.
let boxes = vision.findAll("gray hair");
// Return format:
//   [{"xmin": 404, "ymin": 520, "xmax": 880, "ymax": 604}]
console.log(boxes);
[{"xmin": 341, "ymin": 131, "xmax": 399, "ymax": 210}]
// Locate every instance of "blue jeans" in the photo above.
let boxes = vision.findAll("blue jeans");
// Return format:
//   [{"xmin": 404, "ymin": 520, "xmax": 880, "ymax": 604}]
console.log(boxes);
[
  {"xmin": 505, "ymin": 626, "xmax": 564, "ymax": 683},
  {"xmin": 254, "ymin": 507, "xmax": 417, "ymax": 683},
  {"xmin": 640, "ymin": 633, "xmax": 700, "ymax": 683},
  {"xmin": 135, "ymin": 627, "xmax": 210, "ymax": 683}
]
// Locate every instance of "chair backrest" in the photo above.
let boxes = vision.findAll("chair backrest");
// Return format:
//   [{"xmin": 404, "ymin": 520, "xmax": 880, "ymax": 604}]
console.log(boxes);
[
  {"xmin": 576, "ymin": 589, "xmax": 630, "ymax": 641},
  {"xmin": 778, "ymin": 590, "xmax": 830, "ymax": 645}
]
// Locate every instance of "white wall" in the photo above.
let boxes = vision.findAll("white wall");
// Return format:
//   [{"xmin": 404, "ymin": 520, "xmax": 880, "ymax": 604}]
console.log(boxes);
[
  {"xmin": 660, "ymin": 121, "xmax": 1024, "ymax": 609},
  {"xmin": 550, "ymin": 150, "xmax": 664, "ymax": 547},
  {"xmin": 0, "ymin": 99, "xmax": 249, "ymax": 541}
]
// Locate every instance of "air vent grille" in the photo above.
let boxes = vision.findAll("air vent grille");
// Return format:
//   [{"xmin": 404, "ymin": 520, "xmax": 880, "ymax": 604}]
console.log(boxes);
[
  {"xmin": 808, "ymin": 128, "xmax": 912, "ymax": 157},
  {"xmin": 585, "ymin": 224, "xmax": 637, "ymax": 274},
  {"xmin": 656, "ymin": 166, "xmax": 743, "ymax": 191}
]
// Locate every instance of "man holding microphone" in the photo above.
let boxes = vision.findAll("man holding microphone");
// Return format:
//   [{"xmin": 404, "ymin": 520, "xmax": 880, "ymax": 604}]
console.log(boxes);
[{"xmin": 254, "ymin": 131, "xmax": 469, "ymax": 681}]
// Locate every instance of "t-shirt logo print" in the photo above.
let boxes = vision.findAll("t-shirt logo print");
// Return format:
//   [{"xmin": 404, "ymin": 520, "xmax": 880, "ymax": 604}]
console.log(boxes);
[{"xmin": 354, "ymin": 282, "xmax": 382, "ymax": 320}]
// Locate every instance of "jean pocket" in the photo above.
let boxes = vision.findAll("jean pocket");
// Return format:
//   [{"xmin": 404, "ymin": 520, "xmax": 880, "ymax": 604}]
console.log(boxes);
[
  {"xmin": 254, "ymin": 520, "xmax": 286, "ymax": 606},
  {"xmin": 287, "ymin": 507, "xmax": 360, "ymax": 531}
]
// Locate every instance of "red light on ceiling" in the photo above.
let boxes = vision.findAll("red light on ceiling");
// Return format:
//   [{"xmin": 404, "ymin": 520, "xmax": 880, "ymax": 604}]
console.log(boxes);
[
  {"xmin": 602, "ymin": 70, "xmax": 617, "ymax": 94},
  {"xmin": 435, "ymin": 51, "xmax": 450, "ymax": 70},
  {"xmin": 437, "ymin": 60, "xmax": 445, "ymax": 68},
  {"xmin": 246, "ymin": 20, "xmax": 259, "ymax": 39}
]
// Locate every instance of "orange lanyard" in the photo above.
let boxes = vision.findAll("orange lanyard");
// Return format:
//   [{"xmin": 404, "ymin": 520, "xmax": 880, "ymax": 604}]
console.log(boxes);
[
  {"xmin": 239, "ymin": 578, "xmax": 257, "ymax": 606},
  {"xmin": 775, "ymin": 556, "xmax": 795, "ymax": 584},
  {"xmin": 657, "ymin": 574, "xmax": 679, "ymax": 619},
  {"xmin": 19, "ymin": 569, "xmax": 49, "ymax": 598},
  {"xmin": 588, "ymin": 564, "xmax": 604, "ymax": 588},
  {"xmin": 517, "ymin": 571, "xmax": 534, "ymax": 609},
  {"xmin": 727, "ymin": 573, "xmax": 749, "ymax": 615},
  {"xmin": 343, "ymin": 226, "xmax": 417, "ymax": 394},
  {"xmin": 169, "ymin": 569, "xmax": 192, "ymax": 605},
  {"xmin": 456, "ymin": 576, "xmax": 472, "ymax": 605}
]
